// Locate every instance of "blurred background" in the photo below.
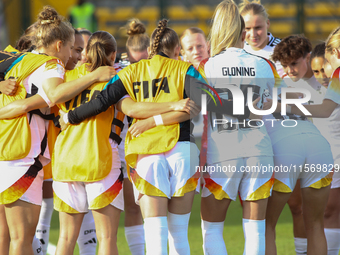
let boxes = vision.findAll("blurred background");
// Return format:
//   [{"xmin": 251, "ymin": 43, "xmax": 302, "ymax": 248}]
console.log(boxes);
[{"xmin": 1, "ymin": 0, "xmax": 340, "ymax": 52}]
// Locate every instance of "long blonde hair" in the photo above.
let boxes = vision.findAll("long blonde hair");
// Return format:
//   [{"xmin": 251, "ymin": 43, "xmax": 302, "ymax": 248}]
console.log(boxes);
[
  {"xmin": 325, "ymin": 27, "xmax": 340, "ymax": 54},
  {"xmin": 209, "ymin": 0, "xmax": 244, "ymax": 57}
]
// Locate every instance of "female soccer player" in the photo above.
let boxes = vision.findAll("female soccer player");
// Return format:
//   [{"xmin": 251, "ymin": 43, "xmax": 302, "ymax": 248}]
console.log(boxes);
[
  {"xmin": 59, "ymin": 18, "xmax": 242, "ymax": 254},
  {"xmin": 239, "ymin": 0, "xmax": 283, "ymax": 77},
  {"xmin": 239, "ymin": 7, "xmax": 308, "ymax": 249},
  {"xmin": 311, "ymin": 42, "xmax": 340, "ymax": 255},
  {"xmin": 264, "ymin": 35, "xmax": 333, "ymax": 255},
  {"xmin": 0, "ymin": 6, "xmax": 115, "ymax": 255},
  {"xmin": 36, "ymin": 28, "xmax": 98, "ymax": 255},
  {"xmin": 286, "ymin": 27, "xmax": 340, "ymax": 255},
  {"xmin": 200, "ymin": 1, "xmax": 284, "ymax": 254},
  {"xmin": 76, "ymin": 28, "xmax": 92, "ymax": 67},
  {"xmin": 180, "ymin": 27, "xmax": 210, "ymax": 68},
  {"xmin": 125, "ymin": 19, "xmax": 149, "ymax": 64},
  {"xmin": 52, "ymin": 30, "xmax": 125, "ymax": 255},
  {"xmin": 121, "ymin": 18, "xmax": 149, "ymax": 255},
  {"xmin": 311, "ymin": 43, "xmax": 330, "ymax": 88}
]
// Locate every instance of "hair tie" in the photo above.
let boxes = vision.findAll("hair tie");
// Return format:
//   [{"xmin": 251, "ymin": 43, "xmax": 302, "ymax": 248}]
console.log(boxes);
[{"xmin": 41, "ymin": 18, "xmax": 56, "ymax": 25}]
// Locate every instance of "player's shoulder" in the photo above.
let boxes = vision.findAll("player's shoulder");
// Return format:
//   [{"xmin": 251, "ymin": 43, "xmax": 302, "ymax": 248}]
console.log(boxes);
[{"xmin": 243, "ymin": 50, "xmax": 273, "ymax": 66}]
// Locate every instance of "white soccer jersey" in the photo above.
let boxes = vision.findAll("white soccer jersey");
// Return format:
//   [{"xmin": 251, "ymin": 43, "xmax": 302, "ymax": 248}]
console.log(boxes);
[
  {"xmin": 22, "ymin": 60, "xmax": 65, "ymax": 160},
  {"xmin": 244, "ymin": 33, "xmax": 284, "ymax": 77},
  {"xmin": 287, "ymin": 75, "xmax": 327, "ymax": 132},
  {"xmin": 265, "ymin": 75, "xmax": 327, "ymax": 145},
  {"xmin": 204, "ymin": 47, "xmax": 284, "ymax": 164},
  {"xmin": 323, "ymin": 68, "xmax": 340, "ymax": 159}
]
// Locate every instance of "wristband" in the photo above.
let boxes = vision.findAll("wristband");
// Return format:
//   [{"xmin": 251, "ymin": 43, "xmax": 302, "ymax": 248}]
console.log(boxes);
[
  {"xmin": 153, "ymin": 114, "xmax": 164, "ymax": 126},
  {"xmin": 63, "ymin": 112, "xmax": 69, "ymax": 124},
  {"xmin": 286, "ymin": 105, "xmax": 292, "ymax": 114}
]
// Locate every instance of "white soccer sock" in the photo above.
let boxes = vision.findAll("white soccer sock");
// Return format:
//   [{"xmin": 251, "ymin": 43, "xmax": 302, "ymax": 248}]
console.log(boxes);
[
  {"xmin": 201, "ymin": 220, "xmax": 227, "ymax": 255},
  {"xmin": 144, "ymin": 216, "xmax": 168, "ymax": 255},
  {"xmin": 32, "ymin": 235, "xmax": 42, "ymax": 254},
  {"xmin": 36, "ymin": 198, "xmax": 53, "ymax": 255},
  {"xmin": 125, "ymin": 224, "xmax": 145, "ymax": 255},
  {"xmin": 325, "ymin": 228, "xmax": 340, "ymax": 255},
  {"xmin": 242, "ymin": 219, "xmax": 265, "ymax": 255},
  {"xmin": 168, "ymin": 212, "xmax": 191, "ymax": 255},
  {"xmin": 294, "ymin": 237, "xmax": 307, "ymax": 255},
  {"xmin": 77, "ymin": 211, "xmax": 97, "ymax": 255}
]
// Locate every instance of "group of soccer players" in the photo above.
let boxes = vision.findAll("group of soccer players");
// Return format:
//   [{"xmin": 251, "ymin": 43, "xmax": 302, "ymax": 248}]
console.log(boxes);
[{"xmin": 1, "ymin": 0, "xmax": 340, "ymax": 255}]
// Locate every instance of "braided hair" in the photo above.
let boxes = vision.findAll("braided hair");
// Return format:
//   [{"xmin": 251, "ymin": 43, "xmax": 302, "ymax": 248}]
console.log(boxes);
[{"xmin": 148, "ymin": 19, "xmax": 179, "ymax": 59}]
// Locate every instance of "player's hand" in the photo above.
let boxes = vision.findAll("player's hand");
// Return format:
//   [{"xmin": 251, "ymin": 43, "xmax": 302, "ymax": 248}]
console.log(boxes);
[
  {"xmin": 190, "ymin": 100, "xmax": 200, "ymax": 117},
  {"xmin": 171, "ymin": 98, "xmax": 200, "ymax": 115},
  {"xmin": 0, "ymin": 78, "xmax": 18, "ymax": 95},
  {"xmin": 59, "ymin": 110, "xmax": 69, "ymax": 131},
  {"xmin": 128, "ymin": 118, "xmax": 154, "ymax": 138},
  {"xmin": 93, "ymin": 66, "xmax": 117, "ymax": 82},
  {"xmin": 262, "ymin": 98, "xmax": 272, "ymax": 110},
  {"xmin": 249, "ymin": 97, "xmax": 262, "ymax": 119}
]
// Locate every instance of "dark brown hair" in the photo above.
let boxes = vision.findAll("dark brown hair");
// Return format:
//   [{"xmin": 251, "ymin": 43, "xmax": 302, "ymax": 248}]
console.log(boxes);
[
  {"xmin": 77, "ymin": 28, "xmax": 92, "ymax": 37},
  {"xmin": 15, "ymin": 23, "xmax": 38, "ymax": 52},
  {"xmin": 148, "ymin": 19, "xmax": 179, "ymax": 59},
  {"xmin": 311, "ymin": 42, "xmax": 326, "ymax": 61},
  {"xmin": 272, "ymin": 35, "xmax": 312, "ymax": 63},
  {"xmin": 33, "ymin": 6, "xmax": 74, "ymax": 49},
  {"xmin": 86, "ymin": 31, "xmax": 117, "ymax": 72}
]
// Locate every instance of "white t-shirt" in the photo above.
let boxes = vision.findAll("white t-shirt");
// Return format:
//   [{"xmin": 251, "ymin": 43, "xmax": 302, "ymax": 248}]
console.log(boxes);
[
  {"xmin": 244, "ymin": 33, "xmax": 283, "ymax": 77},
  {"xmin": 204, "ymin": 47, "xmax": 285, "ymax": 164}
]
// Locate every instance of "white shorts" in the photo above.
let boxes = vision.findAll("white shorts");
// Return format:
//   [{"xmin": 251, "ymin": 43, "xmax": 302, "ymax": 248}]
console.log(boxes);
[
  {"xmin": 0, "ymin": 157, "xmax": 44, "ymax": 205},
  {"xmin": 53, "ymin": 167, "xmax": 124, "ymax": 213},
  {"xmin": 272, "ymin": 133, "xmax": 333, "ymax": 192},
  {"xmin": 131, "ymin": 141, "xmax": 200, "ymax": 203},
  {"xmin": 201, "ymin": 156, "xmax": 274, "ymax": 201}
]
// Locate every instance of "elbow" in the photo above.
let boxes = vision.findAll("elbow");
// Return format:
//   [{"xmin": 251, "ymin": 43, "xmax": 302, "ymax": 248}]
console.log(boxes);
[
  {"xmin": 124, "ymin": 108, "xmax": 139, "ymax": 118},
  {"xmin": 324, "ymin": 111, "xmax": 332, "ymax": 118},
  {"xmin": 49, "ymin": 96, "xmax": 59, "ymax": 105},
  {"xmin": 48, "ymin": 92, "xmax": 63, "ymax": 105},
  {"xmin": 21, "ymin": 103, "xmax": 32, "ymax": 113}
]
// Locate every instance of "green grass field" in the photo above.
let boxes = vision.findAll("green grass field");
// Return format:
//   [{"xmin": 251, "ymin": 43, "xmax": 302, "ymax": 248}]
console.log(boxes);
[{"xmin": 48, "ymin": 195, "xmax": 296, "ymax": 255}]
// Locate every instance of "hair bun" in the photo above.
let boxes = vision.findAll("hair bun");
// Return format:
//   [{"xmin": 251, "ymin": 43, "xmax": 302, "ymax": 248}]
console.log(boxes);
[
  {"xmin": 127, "ymin": 19, "xmax": 146, "ymax": 36},
  {"xmin": 37, "ymin": 6, "xmax": 61, "ymax": 25}
]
